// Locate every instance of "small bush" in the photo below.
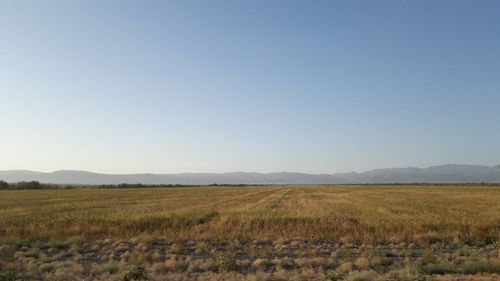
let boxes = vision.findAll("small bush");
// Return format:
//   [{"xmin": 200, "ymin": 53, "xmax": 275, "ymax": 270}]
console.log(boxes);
[
  {"xmin": 295, "ymin": 257, "xmax": 325, "ymax": 268},
  {"xmin": 170, "ymin": 243, "xmax": 183, "ymax": 255},
  {"xmin": 212, "ymin": 253, "xmax": 237, "ymax": 272},
  {"xmin": 326, "ymin": 270, "xmax": 342, "ymax": 281},
  {"xmin": 48, "ymin": 239, "xmax": 69, "ymax": 250},
  {"xmin": 355, "ymin": 257, "xmax": 371, "ymax": 270},
  {"xmin": 0, "ymin": 270, "xmax": 20, "ymax": 281},
  {"xmin": 338, "ymin": 261, "xmax": 354, "ymax": 273},
  {"xmin": 421, "ymin": 262, "xmax": 455, "ymax": 274},
  {"xmin": 194, "ymin": 241, "xmax": 208, "ymax": 255},
  {"xmin": 164, "ymin": 258, "xmax": 188, "ymax": 272},
  {"xmin": 101, "ymin": 262, "xmax": 119, "ymax": 274},
  {"xmin": 386, "ymin": 268, "xmax": 415, "ymax": 281},
  {"xmin": 488, "ymin": 258, "xmax": 500, "ymax": 273},
  {"xmin": 128, "ymin": 251, "xmax": 152, "ymax": 264},
  {"xmin": 123, "ymin": 266, "xmax": 147, "ymax": 281},
  {"xmin": 461, "ymin": 260, "xmax": 489, "ymax": 274},
  {"xmin": 344, "ymin": 270, "xmax": 378, "ymax": 281},
  {"xmin": 252, "ymin": 258, "xmax": 270, "ymax": 269},
  {"xmin": 416, "ymin": 232, "xmax": 446, "ymax": 245}
]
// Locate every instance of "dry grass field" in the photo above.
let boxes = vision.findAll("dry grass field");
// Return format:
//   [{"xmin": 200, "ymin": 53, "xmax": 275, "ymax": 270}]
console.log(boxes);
[{"xmin": 0, "ymin": 185, "xmax": 499, "ymax": 280}]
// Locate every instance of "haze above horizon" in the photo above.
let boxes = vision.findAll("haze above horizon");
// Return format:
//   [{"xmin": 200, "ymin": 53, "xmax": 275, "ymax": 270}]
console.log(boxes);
[{"xmin": 1, "ymin": 1, "xmax": 499, "ymax": 174}]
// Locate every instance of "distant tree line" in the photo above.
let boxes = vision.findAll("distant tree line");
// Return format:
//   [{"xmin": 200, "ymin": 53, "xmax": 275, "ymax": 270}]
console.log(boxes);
[
  {"xmin": 0, "ymin": 180, "xmax": 499, "ymax": 190},
  {"xmin": 0, "ymin": 181, "xmax": 69, "ymax": 190},
  {"xmin": 0, "ymin": 181, "xmax": 261, "ymax": 190}
]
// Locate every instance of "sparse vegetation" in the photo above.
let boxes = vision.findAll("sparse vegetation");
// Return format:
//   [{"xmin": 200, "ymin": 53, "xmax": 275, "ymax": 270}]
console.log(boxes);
[
  {"xmin": 0, "ymin": 185, "xmax": 498, "ymax": 280},
  {"xmin": 123, "ymin": 266, "xmax": 148, "ymax": 281}
]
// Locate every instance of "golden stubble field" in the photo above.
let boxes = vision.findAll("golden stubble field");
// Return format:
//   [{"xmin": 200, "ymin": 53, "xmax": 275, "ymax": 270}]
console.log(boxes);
[
  {"xmin": 1, "ymin": 185, "xmax": 499, "ymax": 243},
  {"xmin": 0, "ymin": 185, "xmax": 499, "ymax": 280}
]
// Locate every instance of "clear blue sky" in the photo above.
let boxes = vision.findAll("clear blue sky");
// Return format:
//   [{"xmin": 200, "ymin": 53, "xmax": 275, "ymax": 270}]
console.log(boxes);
[{"xmin": 1, "ymin": 1, "xmax": 499, "ymax": 174}]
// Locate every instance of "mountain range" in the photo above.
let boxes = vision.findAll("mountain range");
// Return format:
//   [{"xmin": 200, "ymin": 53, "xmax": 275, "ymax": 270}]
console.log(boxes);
[{"xmin": 1, "ymin": 164, "xmax": 500, "ymax": 185}]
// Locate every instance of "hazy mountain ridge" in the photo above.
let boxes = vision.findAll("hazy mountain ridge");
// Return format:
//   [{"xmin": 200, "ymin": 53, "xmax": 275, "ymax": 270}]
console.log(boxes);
[{"xmin": 1, "ymin": 164, "xmax": 500, "ymax": 185}]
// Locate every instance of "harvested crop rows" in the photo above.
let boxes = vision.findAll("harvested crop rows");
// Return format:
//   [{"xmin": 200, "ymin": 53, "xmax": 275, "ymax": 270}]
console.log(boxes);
[{"xmin": 0, "ymin": 185, "xmax": 499, "ymax": 280}]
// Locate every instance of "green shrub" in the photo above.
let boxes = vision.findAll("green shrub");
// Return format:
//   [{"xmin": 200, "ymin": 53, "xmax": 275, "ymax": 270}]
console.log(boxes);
[
  {"xmin": 212, "ymin": 253, "xmax": 237, "ymax": 272},
  {"xmin": 48, "ymin": 239, "xmax": 69, "ymax": 250},
  {"xmin": 421, "ymin": 262, "xmax": 455, "ymax": 274},
  {"xmin": 344, "ymin": 270, "xmax": 378, "ymax": 281},
  {"xmin": 101, "ymin": 262, "xmax": 119, "ymax": 274},
  {"xmin": 0, "ymin": 270, "xmax": 20, "ymax": 281},
  {"xmin": 123, "ymin": 266, "xmax": 148, "ymax": 281},
  {"xmin": 325, "ymin": 270, "xmax": 342, "ymax": 281},
  {"xmin": 461, "ymin": 260, "xmax": 488, "ymax": 274}
]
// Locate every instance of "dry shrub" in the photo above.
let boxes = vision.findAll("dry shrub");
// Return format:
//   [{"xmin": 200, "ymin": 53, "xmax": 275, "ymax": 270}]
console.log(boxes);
[
  {"xmin": 136, "ymin": 243, "xmax": 147, "ymax": 251},
  {"xmin": 164, "ymin": 257, "xmax": 188, "ymax": 272},
  {"xmin": 272, "ymin": 269, "xmax": 289, "ymax": 281},
  {"xmin": 355, "ymin": 257, "xmax": 371, "ymax": 270},
  {"xmin": 416, "ymin": 232, "xmax": 449, "ymax": 245},
  {"xmin": 489, "ymin": 258, "xmax": 500, "ymax": 273},
  {"xmin": 100, "ymin": 262, "xmax": 119, "ymax": 274},
  {"xmin": 150, "ymin": 262, "xmax": 165, "ymax": 274},
  {"xmin": 128, "ymin": 251, "xmax": 152, "ymax": 264},
  {"xmin": 295, "ymin": 257, "xmax": 325, "ymax": 268},
  {"xmin": 198, "ymin": 259, "xmax": 214, "ymax": 271},
  {"xmin": 170, "ymin": 242, "xmax": 184, "ymax": 255},
  {"xmin": 252, "ymin": 258, "xmax": 270, "ymax": 269},
  {"xmin": 339, "ymin": 261, "xmax": 354, "ymax": 273},
  {"xmin": 212, "ymin": 253, "xmax": 237, "ymax": 272},
  {"xmin": 152, "ymin": 250, "xmax": 162, "ymax": 261},
  {"xmin": 344, "ymin": 270, "xmax": 378, "ymax": 281},
  {"xmin": 195, "ymin": 241, "xmax": 208, "ymax": 254}
]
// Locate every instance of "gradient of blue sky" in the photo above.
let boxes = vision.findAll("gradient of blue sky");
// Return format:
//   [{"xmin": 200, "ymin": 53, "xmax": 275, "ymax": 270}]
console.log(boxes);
[{"xmin": 1, "ymin": 1, "xmax": 499, "ymax": 174}]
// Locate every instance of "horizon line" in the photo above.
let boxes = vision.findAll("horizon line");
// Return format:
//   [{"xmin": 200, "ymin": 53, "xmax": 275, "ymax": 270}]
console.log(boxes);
[{"xmin": 2, "ymin": 163, "xmax": 499, "ymax": 176}]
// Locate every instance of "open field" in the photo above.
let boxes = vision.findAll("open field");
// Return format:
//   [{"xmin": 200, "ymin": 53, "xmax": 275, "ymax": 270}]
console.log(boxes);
[
  {"xmin": 1, "ymin": 185, "xmax": 499, "ymax": 243},
  {"xmin": 1, "ymin": 185, "xmax": 499, "ymax": 280}
]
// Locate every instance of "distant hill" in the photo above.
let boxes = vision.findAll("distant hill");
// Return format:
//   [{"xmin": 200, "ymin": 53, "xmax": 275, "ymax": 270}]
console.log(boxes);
[{"xmin": 1, "ymin": 164, "xmax": 500, "ymax": 185}]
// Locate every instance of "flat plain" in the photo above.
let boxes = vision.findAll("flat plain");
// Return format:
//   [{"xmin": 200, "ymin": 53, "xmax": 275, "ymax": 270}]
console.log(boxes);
[{"xmin": 0, "ymin": 185, "xmax": 499, "ymax": 280}]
